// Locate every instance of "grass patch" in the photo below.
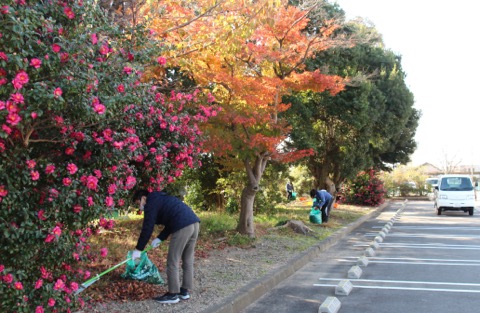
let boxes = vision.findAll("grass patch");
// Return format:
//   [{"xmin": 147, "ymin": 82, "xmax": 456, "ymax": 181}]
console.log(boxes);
[{"xmin": 81, "ymin": 202, "xmax": 377, "ymax": 302}]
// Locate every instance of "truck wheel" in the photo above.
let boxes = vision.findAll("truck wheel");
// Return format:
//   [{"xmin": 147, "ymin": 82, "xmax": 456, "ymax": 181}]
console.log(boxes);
[
  {"xmin": 469, "ymin": 208, "xmax": 474, "ymax": 216},
  {"xmin": 437, "ymin": 208, "xmax": 442, "ymax": 215}
]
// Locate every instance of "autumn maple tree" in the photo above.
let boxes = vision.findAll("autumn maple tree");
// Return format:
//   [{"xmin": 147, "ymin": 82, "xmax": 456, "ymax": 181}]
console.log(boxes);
[{"xmin": 145, "ymin": 0, "xmax": 346, "ymax": 237}]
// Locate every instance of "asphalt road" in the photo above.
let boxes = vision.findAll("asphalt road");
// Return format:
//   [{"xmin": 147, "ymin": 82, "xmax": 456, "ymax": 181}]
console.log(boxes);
[{"xmin": 241, "ymin": 200, "xmax": 480, "ymax": 313}]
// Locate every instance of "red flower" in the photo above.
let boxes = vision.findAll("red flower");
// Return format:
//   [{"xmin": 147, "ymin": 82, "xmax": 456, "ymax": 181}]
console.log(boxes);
[
  {"xmin": 64, "ymin": 6, "xmax": 75, "ymax": 19},
  {"xmin": 52, "ymin": 44, "xmax": 61, "ymax": 53},
  {"xmin": 34, "ymin": 279, "xmax": 43, "ymax": 289},
  {"xmin": 53, "ymin": 278, "xmax": 65, "ymax": 291},
  {"xmin": 30, "ymin": 58, "xmax": 42, "ymax": 68},
  {"xmin": 14, "ymin": 281, "xmax": 23, "ymax": 290},
  {"xmin": 66, "ymin": 163, "xmax": 78, "ymax": 174}
]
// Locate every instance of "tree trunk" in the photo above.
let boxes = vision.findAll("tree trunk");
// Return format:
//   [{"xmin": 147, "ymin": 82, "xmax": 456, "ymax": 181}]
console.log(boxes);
[
  {"xmin": 237, "ymin": 153, "xmax": 269, "ymax": 237},
  {"xmin": 238, "ymin": 185, "xmax": 256, "ymax": 237}
]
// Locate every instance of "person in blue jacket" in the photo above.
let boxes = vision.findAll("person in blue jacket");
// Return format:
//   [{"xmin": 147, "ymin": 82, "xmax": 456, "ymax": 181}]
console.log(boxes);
[
  {"xmin": 132, "ymin": 189, "xmax": 200, "ymax": 304},
  {"xmin": 310, "ymin": 189, "xmax": 333, "ymax": 223}
]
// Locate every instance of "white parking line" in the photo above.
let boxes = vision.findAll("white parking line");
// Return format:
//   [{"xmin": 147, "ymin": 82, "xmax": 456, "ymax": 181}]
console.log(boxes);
[
  {"xmin": 319, "ymin": 278, "xmax": 480, "ymax": 287},
  {"xmin": 372, "ymin": 226, "xmax": 480, "ymax": 230},
  {"xmin": 336, "ymin": 258, "xmax": 480, "ymax": 266},
  {"xmin": 313, "ymin": 283, "xmax": 480, "ymax": 293},
  {"xmin": 314, "ymin": 278, "xmax": 480, "ymax": 293},
  {"xmin": 365, "ymin": 233, "xmax": 480, "ymax": 239}
]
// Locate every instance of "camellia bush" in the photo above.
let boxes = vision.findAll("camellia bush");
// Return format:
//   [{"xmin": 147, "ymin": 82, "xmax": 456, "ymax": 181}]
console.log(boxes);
[
  {"xmin": 338, "ymin": 169, "xmax": 386, "ymax": 206},
  {"xmin": 0, "ymin": 1, "xmax": 216, "ymax": 312}
]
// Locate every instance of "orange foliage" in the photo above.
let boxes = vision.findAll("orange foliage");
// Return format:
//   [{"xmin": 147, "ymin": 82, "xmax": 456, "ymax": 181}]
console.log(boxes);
[{"xmin": 145, "ymin": 0, "xmax": 346, "ymax": 165}]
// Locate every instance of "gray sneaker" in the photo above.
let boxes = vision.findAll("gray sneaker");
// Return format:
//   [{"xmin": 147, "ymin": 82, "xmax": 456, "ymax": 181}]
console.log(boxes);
[
  {"xmin": 154, "ymin": 292, "xmax": 179, "ymax": 304},
  {"xmin": 179, "ymin": 287, "xmax": 190, "ymax": 300}
]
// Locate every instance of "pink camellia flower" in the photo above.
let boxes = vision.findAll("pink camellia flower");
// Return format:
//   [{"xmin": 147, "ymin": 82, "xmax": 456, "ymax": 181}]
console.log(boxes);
[
  {"xmin": 157, "ymin": 56, "xmax": 167, "ymax": 65},
  {"xmin": 0, "ymin": 185, "xmax": 7, "ymax": 198},
  {"xmin": 0, "ymin": 51, "xmax": 7, "ymax": 60},
  {"xmin": 14, "ymin": 70, "xmax": 29, "ymax": 85},
  {"xmin": 6, "ymin": 113, "xmax": 22, "ymax": 125},
  {"xmin": 112, "ymin": 141, "xmax": 124, "ymax": 150},
  {"xmin": 0, "ymin": 6, "xmax": 9, "ymax": 15},
  {"xmin": 125, "ymin": 176, "xmax": 137, "ymax": 189},
  {"xmin": 90, "ymin": 33, "xmax": 98, "ymax": 44},
  {"xmin": 0, "ymin": 264, "xmax": 4, "ymax": 272},
  {"xmin": 6, "ymin": 101, "xmax": 18, "ymax": 112},
  {"xmin": 73, "ymin": 204, "xmax": 82, "ymax": 213},
  {"xmin": 105, "ymin": 196, "xmax": 114, "ymax": 207},
  {"xmin": 34, "ymin": 279, "xmax": 43, "ymax": 289},
  {"xmin": 52, "ymin": 226, "xmax": 62, "ymax": 236},
  {"xmin": 86, "ymin": 176, "xmax": 98, "ymax": 190},
  {"xmin": 31, "ymin": 171, "xmax": 40, "ymax": 181},
  {"xmin": 123, "ymin": 66, "xmax": 132, "ymax": 74},
  {"xmin": 64, "ymin": 6, "xmax": 75, "ymax": 19},
  {"xmin": 45, "ymin": 164, "xmax": 55, "ymax": 174},
  {"xmin": 30, "ymin": 58, "xmax": 42, "ymax": 68},
  {"xmin": 53, "ymin": 87, "xmax": 62, "ymax": 98},
  {"xmin": 66, "ymin": 163, "xmax": 78, "ymax": 175},
  {"xmin": 26, "ymin": 159, "xmax": 36, "ymax": 168},
  {"xmin": 48, "ymin": 297, "xmax": 55, "ymax": 307},
  {"xmin": 3, "ymin": 273, "xmax": 13, "ymax": 283},
  {"xmin": 62, "ymin": 177, "xmax": 72, "ymax": 186},
  {"xmin": 10, "ymin": 93, "xmax": 24, "ymax": 104},
  {"xmin": 107, "ymin": 183, "xmax": 116, "ymax": 194},
  {"xmin": 65, "ymin": 147, "xmax": 75, "ymax": 155},
  {"xmin": 94, "ymin": 104, "xmax": 106, "ymax": 114},
  {"xmin": 52, "ymin": 44, "xmax": 61, "ymax": 53},
  {"xmin": 44, "ymin": 234, "xmax": 55, "ymax": 243},
  {"xmin": 53, "ymin": 278, "xmax": 65, "ymax": 291},
  {"xmin": 87, "ymin": 196, "xmax": 94, "ymax": 206},
  {"xmin": 35, "ymin": 306, "xmax": 44, "ymax": 313},
  {"xmin": 14, "ymin": 281, "xmax": 23, "ymax": 290},
  {"xmin": 93, "ymin": 169, "xmax": 102, "ymax": 178},
  {"xmin": 40, "ymin": 267, "xmax": 52, "ymax": 280},
  {"xmin": 38, "ymin": 210, "xmax": 47, "ymax": 221},
  {"xmin": 99, "ymin": 44, "xmax": 109, "ymax": 55},
  {"xmin": 117, "ymin": 84, "xmax": 125, "ymax": 93},
  {"xmin": 31, "ymin": 112, "xmax": 38, "ymax": 119},
  {"xmin": 70, "ymin": 281, "xmax": 79, "ymax": 292},
  {"xmin": 100, "ymin": 248, "xmax": 108, "ymax": 257}
]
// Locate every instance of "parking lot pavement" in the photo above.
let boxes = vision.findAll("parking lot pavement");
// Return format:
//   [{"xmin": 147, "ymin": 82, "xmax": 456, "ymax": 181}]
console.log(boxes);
[{"xmin": 241, "ymin": 200, "xmax": 480, "ymax": 313}]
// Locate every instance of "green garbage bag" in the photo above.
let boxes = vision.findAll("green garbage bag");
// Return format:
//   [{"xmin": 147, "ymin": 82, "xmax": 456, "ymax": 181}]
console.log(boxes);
[
  {"xmin": 291, "ymin": 192, "xmax": 297, "ymax": 200},
  {"xmin": 121, "ymin": 251, "xmax": 164, "ymax": 285},
  {"xmin": 309, "ymin": 208, "xmax": 322, "ymax": 224}
]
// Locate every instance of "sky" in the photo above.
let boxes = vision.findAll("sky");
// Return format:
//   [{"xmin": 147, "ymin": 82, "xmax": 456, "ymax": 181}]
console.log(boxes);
[{"xmin": 333, "ymin": 0, "xmax": 479, "ymax": 167}]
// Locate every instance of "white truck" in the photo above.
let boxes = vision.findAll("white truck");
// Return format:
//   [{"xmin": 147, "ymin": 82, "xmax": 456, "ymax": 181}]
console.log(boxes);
[{"xmin": 434, "ymin": 174, "xmax": 476, "ymax": 216}]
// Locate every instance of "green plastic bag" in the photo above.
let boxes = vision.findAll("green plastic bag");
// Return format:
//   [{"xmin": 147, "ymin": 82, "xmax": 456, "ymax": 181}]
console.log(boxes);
[
  {"xmin": 121, "ymin": 251, "xmax": 164, "ymax": 285},
  {"xmin": 309, "ymin": 208, "xmax": 322, "ymax": 224}
]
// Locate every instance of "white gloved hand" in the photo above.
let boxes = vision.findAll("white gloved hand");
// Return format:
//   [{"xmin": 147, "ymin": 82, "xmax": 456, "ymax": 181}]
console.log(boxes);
[
  {"xmin": 151, "ymin": 238, "xmax": 162, "ymax": 248},
  {"xmin": 131, "ymin": 249, "xmax": 141, "ymax": 262}
]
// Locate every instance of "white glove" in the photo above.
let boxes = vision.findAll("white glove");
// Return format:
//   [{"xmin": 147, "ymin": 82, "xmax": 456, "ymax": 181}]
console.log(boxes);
[
  {"xmin": 151, "ymin": 238, "xmax": 162, "ymax": 248},
  {"xmin": 131, "ymin": 249, "xmax": 141, "ymax": 262}
]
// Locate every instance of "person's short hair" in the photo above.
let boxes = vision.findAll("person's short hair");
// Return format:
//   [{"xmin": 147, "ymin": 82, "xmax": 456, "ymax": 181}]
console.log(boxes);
[
  {"xmin": 133, "ymin": 189, "xmax": 149, "ymax": 202},
  {"xmin": 310, "ymin": 189, "xmax": 316, "ymax": 198}
]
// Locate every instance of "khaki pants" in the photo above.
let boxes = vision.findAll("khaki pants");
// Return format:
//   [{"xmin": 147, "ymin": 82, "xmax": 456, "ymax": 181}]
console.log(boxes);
[{"xmin": 166, "ymin": 222, "xmax": 200, "ymax": 293}]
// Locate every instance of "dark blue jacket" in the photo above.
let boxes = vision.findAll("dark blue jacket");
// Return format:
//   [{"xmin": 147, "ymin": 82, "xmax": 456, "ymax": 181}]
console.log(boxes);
[
  {"xmin": 135, "ymin": 191, "xmax": 200, "ymax": 251},
  {"xmin": 313, "ymin": 189, "xmax": 332, "ymax": 208}
]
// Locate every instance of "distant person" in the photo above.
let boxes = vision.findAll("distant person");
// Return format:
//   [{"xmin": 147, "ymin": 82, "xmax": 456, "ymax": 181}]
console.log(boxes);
[
  {"xmin": 286, "ymin": 181, "xmax": 295, "ymax": 200},
  {"xmin": 310, "ymin": 189, "xmax": 333, "ymax": 223},
  {"xmin": 132, "ymin": 189, "xmax": 200, "ymax": 304}
]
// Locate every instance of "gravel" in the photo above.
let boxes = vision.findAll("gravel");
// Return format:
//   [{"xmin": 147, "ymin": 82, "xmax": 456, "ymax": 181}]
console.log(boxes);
[{"xmin": 85, "ymin": 235, "xmax": 313, "ymax": 313}]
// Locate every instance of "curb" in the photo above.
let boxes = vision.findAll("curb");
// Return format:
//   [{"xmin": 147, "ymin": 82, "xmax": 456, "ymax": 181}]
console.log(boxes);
[{"xmin": 203, "ymin": 201, "xmax": 390, "ymax": 313}]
